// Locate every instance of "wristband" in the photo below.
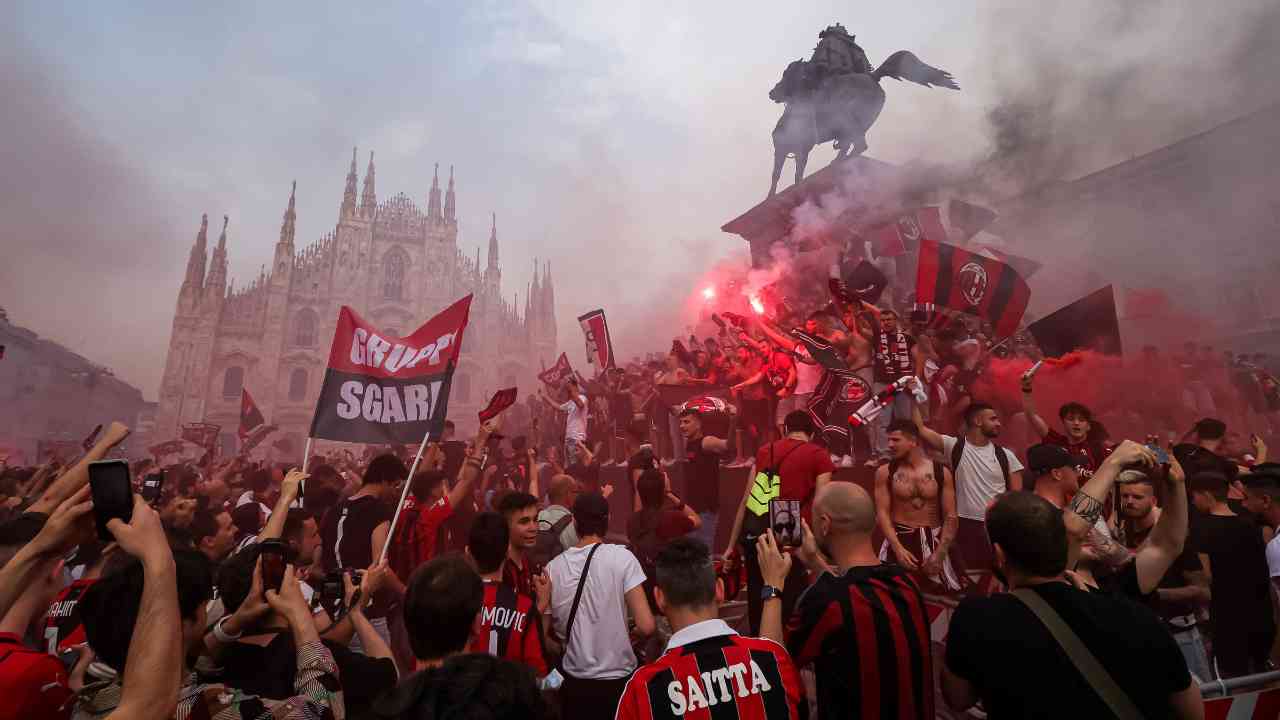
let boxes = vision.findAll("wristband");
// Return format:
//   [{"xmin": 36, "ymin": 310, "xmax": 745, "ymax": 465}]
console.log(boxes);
[{"xmin": 213, "ymin": 615, "xmax": 244, "ymax": 643}]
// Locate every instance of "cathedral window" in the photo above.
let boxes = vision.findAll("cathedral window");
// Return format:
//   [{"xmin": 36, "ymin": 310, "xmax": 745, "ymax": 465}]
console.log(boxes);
[
  {"xmin": 293, "ymin": 309, "xmax": 319, "ymax": 347},
  {"xmin": 288, "ymin": 368, "xmax": 308, "ymax": 401},
  {"xmin": 222, "ymin": 366, "xmax": 244, "ymax": 400},
  {"xmin": 382, "ymin": 247, "xmax": 409, "ymax": 300}
]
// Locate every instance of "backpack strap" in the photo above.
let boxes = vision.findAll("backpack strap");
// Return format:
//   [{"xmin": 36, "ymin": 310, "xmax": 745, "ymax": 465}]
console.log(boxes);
[
  {"xmin": 560, "ymin": 542, "xmax": 602, "ymax": 667},
  {"xmin": 992, "ymin": 442, "xmax": 1011, "ymax": 486},
  {"xmin": 1010, "ymin": 589, "xmax": 1145, "ymax": 720},
  {"xmin": 551, "ymin": 513, "xmax": 574, "ymax": 535},
  {"xmin": 950, "ymin": 436, "xmax": 966, "ymax": 470}
]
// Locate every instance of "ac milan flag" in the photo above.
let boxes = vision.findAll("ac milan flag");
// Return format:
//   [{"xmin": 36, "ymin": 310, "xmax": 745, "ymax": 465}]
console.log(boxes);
[
  {"xmin": 538, "ymin": 353, "xmax": 575, "ymax": 386},
  {"xmin": 947, "ymin": 199, "xmax": 999, "ymax": 242},
  {"xmin": 308, "ymin": 296, "xmax": 472, "ymax": 444},
  {"xmin": 239, "ymin": 389, "xmax": 266, "ymax": 440},
  {"xmin": 479, "ymin": 387, "xmax": 518, "ymax": 424},
  {"xmin": 181, "ymin": 422, "xmax": 221, "ymax": 451},
  {"xmin": 149, "ymin": 439, "xmax": 187, "ymax": 458},
  {"xmin": 865, "ymin": 207, "xmax": 948, "ymax": 258},
  {"xmin": 240, "ymin": 424, "xmax": 278, "ymax": 454},
  {"xmin": 577, "ymin": 309, "xmax": 616, "ymax": 369},
  {"xmin": 1028, "ymin": 285, "xmax": 1123, "ymax": 358},
  {"xmin": 915, "ymin": 239, "xmax": 1031, "ymax": 338}
]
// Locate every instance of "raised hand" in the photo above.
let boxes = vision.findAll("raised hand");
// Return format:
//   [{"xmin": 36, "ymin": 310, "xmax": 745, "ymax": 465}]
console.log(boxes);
[{"xmin": 107, "ymin": 495, "xmax": 172, "ymax": 568}]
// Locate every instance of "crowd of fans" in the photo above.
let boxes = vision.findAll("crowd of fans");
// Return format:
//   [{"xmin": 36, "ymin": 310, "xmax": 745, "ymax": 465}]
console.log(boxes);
[{"xmin": 4, "ymin": 254, "xmax": 1280, "ymax": 719}]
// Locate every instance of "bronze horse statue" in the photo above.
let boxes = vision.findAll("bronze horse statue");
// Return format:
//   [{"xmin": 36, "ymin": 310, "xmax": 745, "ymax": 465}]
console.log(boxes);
[{"xmin": 768, "ymin": 51, "xmax": 959, "ymax": 196}]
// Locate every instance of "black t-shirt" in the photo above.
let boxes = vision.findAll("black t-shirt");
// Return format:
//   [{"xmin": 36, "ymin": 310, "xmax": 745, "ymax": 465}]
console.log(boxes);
[
  {"xmin": 321, "ymin": 495, "xmax": 394, "ymax": 571},
  {"xmin": 1120, "ymin": 520, "xmax": 1204, "ymax": 624},
  {"xmin": 946, "ymin": 581, "xmax": 1191, "ymax": 719},
  {"xmin": 1191, "ymin": 513, "xmax": 1273, "ymax": 635},
  {"xmin": 683, "ymin": 436, "xmax": 721, "ymax": 513},
  {"xmin": 220, "ymin": 634, "xmax": 397, "ymax": 714}
]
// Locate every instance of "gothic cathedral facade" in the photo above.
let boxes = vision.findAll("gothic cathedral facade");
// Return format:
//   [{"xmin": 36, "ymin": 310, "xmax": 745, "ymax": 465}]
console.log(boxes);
[{"xmin": 154, "ymin": 149, "xmax": 557, "ymax": 455}]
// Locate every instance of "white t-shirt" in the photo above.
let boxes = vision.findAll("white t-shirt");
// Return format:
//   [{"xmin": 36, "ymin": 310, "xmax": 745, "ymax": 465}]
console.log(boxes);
[
  {"xmin": 560, "ymin": 394, "xmax": 589, "ymax": 440},
  {"xmin": 547, "ymin": 542, "xmax": 647, "ymax": 679},
  {"xmin": 1267, "ymin": 533, "xmax": 1280, "ymax": 578},
  {"xmin": 941, "ymin": 434, "xmax": 1024, "ymax": 520},
  {"xmin": 792, "ymin": 344, "xmax": 822, "ymax": 395}
]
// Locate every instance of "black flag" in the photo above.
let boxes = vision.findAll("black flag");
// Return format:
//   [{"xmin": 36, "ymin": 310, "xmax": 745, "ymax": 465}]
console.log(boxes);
[{"xmin": 1027, "ymin": 285, "xmax": 1122, "ymax": 358}]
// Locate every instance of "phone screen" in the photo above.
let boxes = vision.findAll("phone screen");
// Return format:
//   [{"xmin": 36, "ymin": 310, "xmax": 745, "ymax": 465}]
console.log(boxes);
[
  {"xmin": 1146, "ymin": 443, "xmax": 1170, "ymax": 465},
  {"xmin": 88, "ymin": 460, "xmax": 133, "ymax": 541},
  {"xmin": 259, "ymin": 541, "xmax": 287, "ymax": 591},
  {"xmin": 769, "ymin": 499, "xmax": 802, "ymax": 548},
  {"xmin": 140, "ymin": 472, "xmax": 165, "ymax": 504}
]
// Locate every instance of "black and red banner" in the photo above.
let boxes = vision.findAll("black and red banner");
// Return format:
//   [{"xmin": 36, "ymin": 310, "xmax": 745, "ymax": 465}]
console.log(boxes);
[
  {"xmin": 479, "ymin": 387, "xmax": 518, "ymax": 423},
  {"xmin": 181, "ymin": 422, "xmax": 221, "ymax": 451},
  {"xmin": 308, "ymin": 296, "xmax": 472, "ymax": 444},
  {"xmin": 577, "ymin": 309, "xmax": 616, "ymax": 369},
  {"xmin": 538, "ymin": 352, "xmax": 575, "ymax": 386},
  {"xmin": 240, "ymin": 424, "xmax": 278, "ymax": 454},
  {"xmin": 1028, "ymin": 285, "xmax": 1122, "ymax": 358},
  {"xmin": 239, "ymin": 389, "xmax": 266, "ymax": 440},
  {"xmin": 915, "ymin": 239, "xmax": 1030, "ymax": 338},
  {"xmin": 865, "ymin": 207, "xmax": 947, "ymax": 258}
]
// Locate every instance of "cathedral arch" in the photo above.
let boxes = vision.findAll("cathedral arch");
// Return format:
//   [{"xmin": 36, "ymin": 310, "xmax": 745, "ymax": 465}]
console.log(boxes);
[
  {"xmin": 293, "ymin": 308, "xmax": 319, "ymax": 347},
  {"xmin": 381, "ymin": 246, "xmax": 411, "ymax": 301}
]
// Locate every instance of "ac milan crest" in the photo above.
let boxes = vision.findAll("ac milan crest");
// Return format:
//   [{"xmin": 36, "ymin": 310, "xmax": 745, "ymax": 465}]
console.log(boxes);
[
  {"xmin": 897, "ymin": 214, "xmax": 922, "ymax": 243},
  {"xmin": 841, "ymin": 376, "xmax": 872, "ymax": 404},
  {"xmin": 957, "ymin": 262, "xmax": 989, "ymax": 306}
]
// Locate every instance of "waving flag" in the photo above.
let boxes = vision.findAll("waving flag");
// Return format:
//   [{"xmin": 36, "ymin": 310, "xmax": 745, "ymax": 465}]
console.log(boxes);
[
  {"xmin": 308, "ymin": 296, "xmax": 472, "ymax": 444},
  {"xmin": 181, "ymin": 422, "xmax": 221, "ymax": 452},
  {"xmin": 239, "ymin": 389, "xmax": 266, "ymax": 440},
  {"xmin": 1028, "ymin": 285, "xmax": 1122, "ymax": 358},
  {"xmin": 578, "ymin": 309, "xmax": 616, "ymax": 369},
  {"xmin": 479, "ymin": 388, "xmax": 518, "ymax": 424},
  {"xmin": 916, "ymin": 239, "xmax": 1030, "ymax": 338},
  {"xmin": 538, "ymin": 352, "xmax": 575, "ymax": 386},
  {"xmin": 865, "ymin": 207, "xmax": 948, "ymax": 258}
]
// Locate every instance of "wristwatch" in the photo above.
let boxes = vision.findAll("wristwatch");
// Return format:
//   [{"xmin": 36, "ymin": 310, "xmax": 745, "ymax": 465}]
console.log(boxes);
[{"xmin": 760, "ymin": 584, "xmax": 782, "ymax": 602}]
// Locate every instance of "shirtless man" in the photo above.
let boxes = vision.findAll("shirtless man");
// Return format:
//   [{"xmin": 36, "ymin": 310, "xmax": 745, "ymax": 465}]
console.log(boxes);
[{"xmin": 874, "ymin": 419, "xmax": 963, "ymax": 592}]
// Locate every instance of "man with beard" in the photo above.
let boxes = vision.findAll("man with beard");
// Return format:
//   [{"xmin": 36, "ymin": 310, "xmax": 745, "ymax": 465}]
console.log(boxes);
[
  {"xmin": 1022, "ymin": 373, "xmax": 1113, "ymax": 474},
  {"xmin": 1113, "ymin": 473, "xmax": 1212, "ymax": 680},
  {"xmin": 757, "ymin": 482, "xmax": 936, "ymax": 720},
  {"xmin": 874, "ymin": 419, "xmax": 963, "ymax": 593},
  {"xmin": 913, "ymin": 399, "xmax": 1023, "ymax": 584}
]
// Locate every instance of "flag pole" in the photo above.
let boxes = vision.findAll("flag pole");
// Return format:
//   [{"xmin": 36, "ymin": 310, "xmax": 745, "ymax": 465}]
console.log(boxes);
[
  {"xmin": 301, "ymin": 437, "xmax": 314, "ymax": 473},
  {"xmin": 378, "ymin": 429, "xmax": 433, "ymax": 565}
]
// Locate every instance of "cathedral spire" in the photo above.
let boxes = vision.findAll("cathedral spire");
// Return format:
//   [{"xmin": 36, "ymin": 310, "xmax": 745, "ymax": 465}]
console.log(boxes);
[
  {"xmin": 360, "ymin": 151, "xmax": 377, "ymax": 214},
  {"xmin": 543, "ymin": 260, "xmax": 554, "ymax": 315},
  {"xmin": 206, "ymin": 215, "xmax": 229, "ymax": 300},
  {"xmin": 486, "ymin": 212, "xmax": 499, "ymax": 274},
  {"xmin": 280, "ymin": 181, "xmax": 297, "ymax": 247},
  {"xmin": 184, "ymin": 213, "xmax": 209, "ymax": 289},
  {"xmin": 444, "ymin": 165, "xmax": 456, "ymax": 223},
  {"xmin": 427, "ymin": 163, "xmax": 442, "ymax": 221},
  {"xmin": 341, "ymin": 146, "xmax": 358, "ymax": 217}
]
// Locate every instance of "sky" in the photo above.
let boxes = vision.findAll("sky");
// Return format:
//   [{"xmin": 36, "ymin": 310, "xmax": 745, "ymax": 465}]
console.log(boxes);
[{"xmin": 3, "ymin": 0, "xmax": 1277, "ymax": 401}]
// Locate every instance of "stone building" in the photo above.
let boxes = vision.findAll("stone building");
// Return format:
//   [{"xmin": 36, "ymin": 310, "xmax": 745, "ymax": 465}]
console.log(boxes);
[{"xmin": 153, "ymin": 149, "xmax": 557, "ymax": 456}]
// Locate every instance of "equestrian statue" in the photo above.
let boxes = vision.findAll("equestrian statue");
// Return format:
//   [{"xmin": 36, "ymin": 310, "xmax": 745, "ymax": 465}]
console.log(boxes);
[{"xmin": 768, "ymin": 24, "xmax": 959, "ymax": 196}]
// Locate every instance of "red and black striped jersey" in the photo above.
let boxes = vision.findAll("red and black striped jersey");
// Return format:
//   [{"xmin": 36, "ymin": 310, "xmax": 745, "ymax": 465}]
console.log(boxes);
[
  {"xmin": 616, "ymin": 624, "xmax": 801, "ymax": 720},
  {"xmin": 468, "ymin": 580, "xmax": 548, "ymax": 677},
  {"xmin": 786, "ymin": 564, "xmax": 934, "ymax": 720},
  {"xmin": 41, "ymin": 578, "xmax": 95, "ymax": 655}
]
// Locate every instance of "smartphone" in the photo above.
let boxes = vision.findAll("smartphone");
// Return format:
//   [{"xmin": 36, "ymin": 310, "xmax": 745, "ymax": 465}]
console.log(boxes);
[
  {"xmin": 1144, "ymin": 437, "xmax": 1170, "ymax": 465},
  {"xmin": 769, "ymin": 499, "xmax": 802, "ymax": 548},
  {"xmin": 88, "ymin": 460, "xmax": 133, "ymax": 541},
  {"xmin": 140, "ymin": 472, "xmax": 165, "ymax": 504},
  {"xmin": 258, "ymin": 540, "xmax": 288, "ymax": 591}
]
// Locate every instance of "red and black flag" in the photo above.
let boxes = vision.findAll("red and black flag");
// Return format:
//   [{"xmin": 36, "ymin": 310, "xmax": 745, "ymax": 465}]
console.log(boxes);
[
  {"xmin": 865, "ymin": 207, "xmax": 948, "ymax": 258},
  {"xmin": 1028, "ymin": 285, "xmax": 1122, "ymax": 358},
  {"xmin": 577, "ymin": 309, "xmax": 616, "ymax": 369},
  {"xmin": 915, "ymin": 239, "xmax": 1031, "ymax": 338},
  {"xmin": 537, "ymin": 352, "xmax": 575, "ymax": 386},
  {"xmin": 181, "ymin": 422, "xmax": 221, "ymax": 452},
  {"xmin": 239, "ymin": 389, "xmax": 266, "ymax": 440},
  {"xmin": 308, "ymin": 296, "xmax": 472, "ymax": 444},
  {"xmin": 479, "ymin": 387, "xmax": 518, "ymax": 424},
  {"xmin": 947, "ymin": 198, "xmax": 999, "ymax": 243},
  {"xmin": 240, "ymin": 424, "xmax": 278, "ymax": 454}
]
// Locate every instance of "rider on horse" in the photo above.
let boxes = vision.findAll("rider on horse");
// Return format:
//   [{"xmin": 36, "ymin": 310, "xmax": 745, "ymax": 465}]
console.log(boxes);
[{"xmin": 807, "ymin": 24, "xmax": 872, "ymax": 95}]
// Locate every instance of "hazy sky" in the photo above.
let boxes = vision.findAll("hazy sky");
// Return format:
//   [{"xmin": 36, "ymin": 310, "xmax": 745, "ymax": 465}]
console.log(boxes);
[{"xmin": 4, "ymin": 0, "xmax": 1276, "ymax": 400}]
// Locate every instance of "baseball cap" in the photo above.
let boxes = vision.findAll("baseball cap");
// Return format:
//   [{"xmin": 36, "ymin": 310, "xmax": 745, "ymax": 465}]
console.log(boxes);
[{"xmin": 1026, "ymin": 443, "xmax": 1087, "ymax": 475}]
